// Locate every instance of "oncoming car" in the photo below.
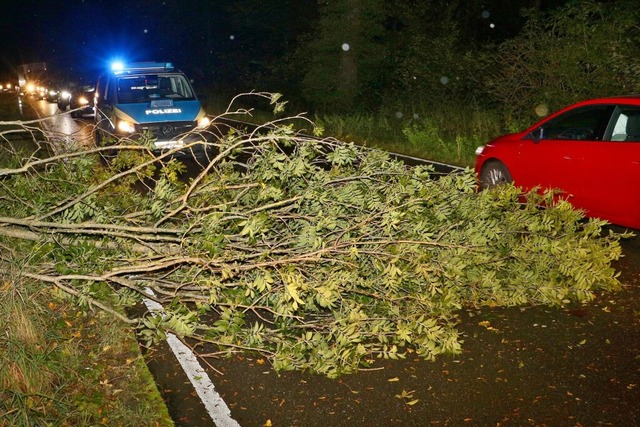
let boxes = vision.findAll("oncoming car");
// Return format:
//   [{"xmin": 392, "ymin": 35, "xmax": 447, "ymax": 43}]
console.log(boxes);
[
  {"xmin": 59, "ymin": 84, "xmax": 95, "ymax": 118},
  {"xmin": 94, "ymin": 61, "xmax": 210, "ymax": 152},
  {"xmin": 46, "ymin": 84, "xmax": 60, "ymax": 102},
  {"xmin": 475, "ymin": 96, "xmax": 640, "ymax": 230}
]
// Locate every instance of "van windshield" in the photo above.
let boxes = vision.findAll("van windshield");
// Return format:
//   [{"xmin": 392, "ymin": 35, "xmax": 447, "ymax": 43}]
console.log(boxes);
[{"xmin": 116, "ymin": 74, "xmax": 195, "ymax": 103}]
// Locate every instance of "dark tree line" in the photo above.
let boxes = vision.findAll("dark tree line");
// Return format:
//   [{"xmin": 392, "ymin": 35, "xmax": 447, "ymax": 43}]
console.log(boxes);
[
  {"xmin": 192, "ymin": 0, "xmax": 640, "ymax": 118},
  {"xmin": 6, "ymin": 0, "xmax": 639, "ymax": 119},
  {"xmin": 204, "ymin": 0, "xmax": 549, "ymax": 110}
]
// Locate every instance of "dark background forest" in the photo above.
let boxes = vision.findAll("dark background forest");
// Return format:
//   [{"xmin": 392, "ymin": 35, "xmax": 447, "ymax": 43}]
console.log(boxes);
[{"xmin": 2, "ymin": 0, "xmax": 640, "ymax": 148}]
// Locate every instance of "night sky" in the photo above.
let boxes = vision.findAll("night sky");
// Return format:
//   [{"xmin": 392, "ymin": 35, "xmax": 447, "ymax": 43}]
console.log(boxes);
[
  {"xmin": 0, "ymin": 0, "xmax": 235, "ymax": 81},
  {"xmin": 0, "ymin": 0, "xmax": 566, "ymax": 87}
]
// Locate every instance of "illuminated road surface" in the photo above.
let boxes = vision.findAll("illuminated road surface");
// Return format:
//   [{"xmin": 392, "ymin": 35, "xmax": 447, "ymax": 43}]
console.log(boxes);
[{"xmin": 28, "ymin": 96, "xmax": 94, "ymax": 153}]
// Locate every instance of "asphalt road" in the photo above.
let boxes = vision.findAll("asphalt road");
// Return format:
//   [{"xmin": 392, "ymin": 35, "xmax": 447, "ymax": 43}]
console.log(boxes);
[{"xmin": 25, "ymin": 95, "xmax": 94, "ymax": 154}]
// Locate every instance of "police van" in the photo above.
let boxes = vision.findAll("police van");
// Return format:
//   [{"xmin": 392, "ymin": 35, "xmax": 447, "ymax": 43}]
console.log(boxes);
[{"xmin": 94, "ymin": 62, "xmax": 210, "ymax": 151}]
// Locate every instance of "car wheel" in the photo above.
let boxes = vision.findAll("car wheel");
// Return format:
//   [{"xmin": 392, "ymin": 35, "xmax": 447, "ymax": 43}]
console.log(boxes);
[{"xmin": 479, "ymin": 160, "xmax": 513, "ymax": 190}]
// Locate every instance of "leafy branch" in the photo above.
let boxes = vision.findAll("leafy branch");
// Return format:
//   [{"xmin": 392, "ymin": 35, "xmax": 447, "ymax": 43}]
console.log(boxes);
[{"xmin": 0, "ymin": 93, "xmax": 627, "ymax": 377}]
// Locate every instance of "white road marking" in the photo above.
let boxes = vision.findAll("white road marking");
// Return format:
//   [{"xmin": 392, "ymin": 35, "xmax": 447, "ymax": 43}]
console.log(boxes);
[{"xmin": 143, "ymin": 291, "xmax": 240, "ymax": 427}]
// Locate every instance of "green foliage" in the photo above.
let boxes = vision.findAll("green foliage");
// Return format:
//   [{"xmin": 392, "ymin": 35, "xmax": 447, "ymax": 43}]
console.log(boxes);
[
  {"xmin": 290, "ymin": 0, "xmax": 640, "ymax": 129},
  {"xmin": 388, "ymin": 12, "xmax": 482, "ymax": 109},
  {"xmin": 316, "ymin": 106, "xmax": 505, "ymax": 167},
  {"xmin": 483, "ymin": 0, "xmax": 640, "ymax": 118},
  {"xmin": 298, "ymin": 0, "xmax": 389, "ymax": 112},
  {"xmin": 0, "ymin": 98, "xmax": 625, "ymax": 378},
  {"xmin": 401, "ymin": 109, "xmax": 507, "ymax": 166},
  {"xmin": 213, "ymin": 1, "xmax": 640, "ymax": 168}
]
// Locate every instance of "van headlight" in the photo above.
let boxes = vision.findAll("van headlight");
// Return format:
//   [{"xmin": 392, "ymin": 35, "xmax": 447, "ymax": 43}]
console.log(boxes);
[
  {"xmin": 197, "ymin": 116, "xmax": 210, "ymax": 129},
  {"xmin": 117, "ymin": 119, "xmax": 136, "ymax": 133}
]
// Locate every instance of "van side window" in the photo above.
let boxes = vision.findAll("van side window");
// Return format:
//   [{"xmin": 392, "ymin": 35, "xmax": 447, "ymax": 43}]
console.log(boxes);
[
  {"xmin": 107, "ymin": 77, "xmax": 117, "ymax": 102},
  {"xmin": 96, "ymin": 76, "xmax": 107, "ymax": 103}
]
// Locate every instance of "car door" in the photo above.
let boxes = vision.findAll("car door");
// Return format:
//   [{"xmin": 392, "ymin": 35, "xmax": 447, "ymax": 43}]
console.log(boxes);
[
  {"xmin": 570, "ymin": 106, "xmax": 640, "ymax": 227},
  {"xmin": 514, "ymin": 105, "xmax": 615, "ymax": 209}
]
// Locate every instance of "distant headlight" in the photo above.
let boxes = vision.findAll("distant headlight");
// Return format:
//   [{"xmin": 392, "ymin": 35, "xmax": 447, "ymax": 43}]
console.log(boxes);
[
  {"xmin": 117, "ymin": 119, "xmax": 136, "ymax": 133},
  {"xmin": 475, "ymin": 145, "xmax": 485, "ymax": 156},
  {"xmin": 197, "ymin": 116, "xmax": 210, "ymax": 129},
  {"xmin": 78, "ymin": 96, "xmax": 89, "ymax": 105},
  {"xmin": 61, "ymin": 91, "xmax": 71, "ymax": 99}
]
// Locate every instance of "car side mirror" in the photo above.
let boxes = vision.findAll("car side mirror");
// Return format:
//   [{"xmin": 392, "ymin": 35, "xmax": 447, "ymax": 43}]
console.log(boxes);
[{"xmin": 529, "ymin": 127, "xmax": 544, "ymax": 142}]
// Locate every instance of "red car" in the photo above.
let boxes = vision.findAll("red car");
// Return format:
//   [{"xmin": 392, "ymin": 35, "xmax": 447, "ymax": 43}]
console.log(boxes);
[{"xmin": 475, "ymin": 96, "xmax": 640, "ymax": 230}]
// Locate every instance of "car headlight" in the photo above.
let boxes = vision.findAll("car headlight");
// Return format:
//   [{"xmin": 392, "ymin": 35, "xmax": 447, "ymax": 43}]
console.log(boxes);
[
  {"xmin": 197, "ymin": 116, "xmax": 210, "ymax": 129},
  {"xmin": 117, "ymin": 119, "xmax": 136, "ymax": 133},
  {"xmin": 475, "ymin": 145, "xmax": 485, "ymax": 156},
  {"xmin": 61, "ymin": 91, "xmax": 71, "ymax": 99},
  {"xmin": 78, "ymin": 96, "xmax": 89, "ymax": 105}
]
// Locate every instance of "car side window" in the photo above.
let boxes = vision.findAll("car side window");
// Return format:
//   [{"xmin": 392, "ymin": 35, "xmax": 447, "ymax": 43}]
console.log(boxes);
[
  {"xmin": 539, "ymin": 105, "xmax": 614, "ymax": 141},
  {"xmin": 609, "ymin": 107, "xmax": 640, "ymax": 142}
]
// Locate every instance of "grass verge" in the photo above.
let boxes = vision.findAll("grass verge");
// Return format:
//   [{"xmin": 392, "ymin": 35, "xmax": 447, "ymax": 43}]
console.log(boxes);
[
  {"xmin": 315, "ymin": 106, "xmax": 520, "ymax": 167},
  {"xmin": 0, "ymin": 277, "xmax": 174, "ymax": 426},
  {"xmin": 208, "ymin": 93, "xmax": 528, "ymax": 168}
]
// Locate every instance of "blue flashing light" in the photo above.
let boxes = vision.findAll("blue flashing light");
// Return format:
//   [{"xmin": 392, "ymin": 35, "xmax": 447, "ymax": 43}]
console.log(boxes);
[{"xmin": 111, "ymin": 61, "xmax": 125, "ymax": 72}]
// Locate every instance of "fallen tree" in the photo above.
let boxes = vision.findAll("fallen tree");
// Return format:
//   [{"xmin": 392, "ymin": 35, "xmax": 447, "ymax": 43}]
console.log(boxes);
[{"xmin": 0, "ymin": 94, "xmax": 626, "ymax": 377}]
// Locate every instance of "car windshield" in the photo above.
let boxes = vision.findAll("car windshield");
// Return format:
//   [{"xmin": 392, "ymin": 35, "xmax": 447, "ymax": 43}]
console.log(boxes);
[{"xmin": 116, "ymin": 74, "xmax": 194, "ymax": 103}]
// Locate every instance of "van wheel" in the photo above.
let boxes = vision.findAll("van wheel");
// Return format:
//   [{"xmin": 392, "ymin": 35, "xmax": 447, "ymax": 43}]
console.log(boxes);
[{"xmin": 479, "ymin": 160, "xmax": 512, "ymax": 190}]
